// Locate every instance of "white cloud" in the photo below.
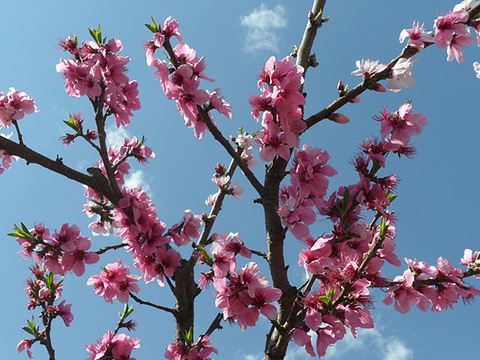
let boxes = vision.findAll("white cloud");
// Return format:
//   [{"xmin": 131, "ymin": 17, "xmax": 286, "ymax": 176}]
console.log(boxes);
[
  {"xmin": 106, "ymin": 125, "xmax": 130, "ymax": 148},
  {"xmin": 383, "ymin": 338, "xmax": 414, "ymax": 360},
  {"xmin": 244, "ymin": 355, "xmax": 261, "ymax": 360},
  {"xmin": 125, "ymin": 169, "xmax": 152, "ymax": 194},
  {"xmin": 241, "ymin": 4, "xmax": 287, "ymax": 53},
  {"xmin": 322, "ymin": 326, "xmax": 414, "ymax": 360}
]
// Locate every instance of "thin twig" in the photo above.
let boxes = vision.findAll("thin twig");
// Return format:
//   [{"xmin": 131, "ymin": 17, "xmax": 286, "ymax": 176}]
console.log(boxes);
[
  {"xmin": 201, "ymin": 313, "xmax": 223, "ymax": 338},
  {"xmin": 95, "ymin": 243, "xmax": 126, "ymax": 255},
  {"xmin": 129, "ymin": 292, "xmax": 176, "ymax": 314}
]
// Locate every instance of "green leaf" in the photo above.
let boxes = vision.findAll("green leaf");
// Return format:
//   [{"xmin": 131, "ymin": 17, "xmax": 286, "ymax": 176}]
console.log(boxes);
[
  {"xmin": 7, "ymin": 223, "xmax": 33, "ymax": 240},
  {"xmin": 183, "ymin": 328, "xmax": 193, "ymax": 347},
  {"xmin": 379, "ymin": 216, "xmax": 388, "ymax": 239},
  {"xmin": 137, "ymin": 136, "xmax": 146, "ymax": 147},
  {"xmin": 198, "ymin": 245, "xmax": 213, "ymax": 266},
  {"xmin": 145, "ymin": 17, "xmax": 160, "ymax": 33},
  {"xmin": 317, "ymin": 295, "xmax": 329, "ymax": 305},
  {"xmin": 24, "ymin": 317, "xmax": 38, "ymax": 336},
  {"xmin": 21, "ymin": 326, "xmax": 35, "ymax": 336},
  {"xmin": 89, "ymin": 25, "xmax": 104, "ymax": 45},
  {"xmin": 119, "ymin": 304, "xmax": 135, "ymax": 320}
]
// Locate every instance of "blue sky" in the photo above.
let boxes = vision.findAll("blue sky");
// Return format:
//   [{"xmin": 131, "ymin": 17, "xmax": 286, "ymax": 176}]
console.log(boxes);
[{"xmin": 1, "ymin": 1, "xmax": 479, "ymax": 359}]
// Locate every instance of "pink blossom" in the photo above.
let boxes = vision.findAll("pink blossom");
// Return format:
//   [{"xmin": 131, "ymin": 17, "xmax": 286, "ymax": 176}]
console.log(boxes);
[
  {"xmin": 292, "ymin": 329, "xmax": 316, "ymax": 357},
  {"xmin": 211, "ymin": 232, "xmax": 252, "ymax": 259},
  {"xmin": 169, "ymin": 209, "xmax": 202, "ymax": 247},
  {"xmin": 165, "ymin": 335, "xmax": 218, "ymax": 360},
  {"xmin": 155, "ymin": 247, "xmax": 182, "ymax": 287},
  {"xmin": 86, "ymin": 331, "xmax": 140, "ymax": 360},
  {"xmin": 87, "ymin": 260, "xmax": 140, "ymax": 303},
  {"xmin": 315, "ymin": 315, "xmax": 346, "ymax": 357},
  {"xmin": 0, "ymin": 132, "xmax": 19, "ymax": 174},
  {"xmin": 461, "ymin": 249, "xmax": 480, "ymax": 278},
  {"xmin": 387, "ymin": 57, "xmax": 417, "ymax": 92},
  {"xmin": 17, "ymin": 339, "xmax": 34, "ymax": 360},
  {"xmin": 208, "ymin": 88, "xmax": 232, "ymax": 119},
  {"xmin": 399, "ymin": 21, "xmax": 433, "ymax": 50},
  {"xmin": 434, "ymin": 10, "xmax": 470, "ymax": 49},
  {"xmin": 328, "ymin": 113, "xmax": 350, "ymax": 124},
  {"xmin": 446, "ymin": 34, "xmax": 476, "ymax": 63},
  {"xmin": 258, "ymin": 118, "xmax": 291, "ymax": 162},
  {"xmin": 453, "ymin": 0, "xmax": 480, "ymax": 12},
  {"xmin": 0, "ymin": 88, "xmax": 38, "ymax": 128},
  {"xmin": 383, "ymin": 270, "xmax": 425, "ymax": 313},
  {"xmin": 374, "ymin": 103, "xmax": 427, "ymax": 149},
  {"xmin": 61, "ymin": 235, "xmax": 100, "ymax": 276},
  {"xmin": 351, "ymin": 59, "xmax": 387, "ymax": 79},
  {"xmin": 161, "ymin": 17, "xmax": 183, "ymax": 44},
  {"xmin": 57, "ymin": 36, "xmax": 141, "ymax": 126},
  {"xmin": 213, "ymin": 262, "xmax": 280, "ymax": 331},
  {"xmin": 47, "ymin": 299, "xmax": 74, "ymax": 327}
]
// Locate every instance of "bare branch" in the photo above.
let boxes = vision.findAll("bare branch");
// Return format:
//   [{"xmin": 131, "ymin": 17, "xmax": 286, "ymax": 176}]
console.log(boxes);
[
  {"xmin": 129, "ymin": 292, "xmax": 176, "ymax": 314},
  {"xmin": 0, "ymin": 135, "xmax": 119, "ymax": 205}
]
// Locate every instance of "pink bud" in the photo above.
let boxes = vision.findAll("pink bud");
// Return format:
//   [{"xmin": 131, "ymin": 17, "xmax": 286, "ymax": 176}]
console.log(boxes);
[
  {"xmin": 328, "ymin": 113, "xmax": 350, "ymax": 124},
  {"xmin": 371, "ymin": 83, "xmax": 386, "ymax": 92}
]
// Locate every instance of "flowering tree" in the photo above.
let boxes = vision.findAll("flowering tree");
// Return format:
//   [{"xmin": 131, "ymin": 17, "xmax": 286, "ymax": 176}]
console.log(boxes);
[{"xmin": 3, "ymin": 0, "xmax": 480, "ymax": 359}]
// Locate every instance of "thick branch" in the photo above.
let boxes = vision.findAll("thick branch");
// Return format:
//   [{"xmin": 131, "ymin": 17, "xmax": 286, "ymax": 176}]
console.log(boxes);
[
  {"xmin": 264, "ymin": 3, "xmax": 329, "ymax": 359},
  {"xmin": 0, "ymin": 136, "xmax": 118, "ymax": 204}
]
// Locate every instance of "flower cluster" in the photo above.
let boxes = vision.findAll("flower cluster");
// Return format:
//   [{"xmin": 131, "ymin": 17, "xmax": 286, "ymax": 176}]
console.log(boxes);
[
  {"xmin": 0, "ymin": 87, "xmax": 38, "ymax": 129},
  {"xmin": 373, "ymin": 102, "xmax": 427, "ymax": 152},
  {"xmin": 206, "ymin": 163, "xmax": 244, "ymax": 206},
  {"xmin": 87, "ymin": 260, "xmax": 140, "ymax": 303},
  {"xmin": 86, "ymin": 331, "xmax": 140, "ymax": 360},
  {"xmin": 279, "ymin": 144, "xmax": 337, "ymax": 240},
  {"xmin": 17, "ymin": 265, "xmax": 74, "ymax": 360},
  {"xmin": 113, "ymin": 187, "xmax": 182, "ymax": 287},
  {"xmin": 249, "ymin": 56, "xmax": 306, "ymax": 162},
  {"xmin": 146, "ymin": 17, "xmax": 232, "ymax": 139},
  {"xmin": 165, "ymin": 335, "xmax": 218, "ymax": 360},
  {"xmin": 384, "ymin": 257, "xmax": 480, "ymax": 313},
  {"xmin": 399, "ymin": 21, "xmax": 434, "ymax": 50},
  {"xmin": 14, "ymin": 222, "xmax": 99, "ymax": 277},
  {"xmin": 83, "ymin": 136, "xmax": 155, "ymax": 234},
  {"xmin": 56, "ymin": 35, "xmax": 141, "ymax": 127},
  {"xmin": 433, "ymin": 5, "xmax": 476, "ymax": 63},
  {"xmin": 234, "ymin": 132, "xmax": 260, "ymax": 169},
  {"xmin": 351, "ymin": 58, "xmax": 418, "ymax": 93},
  {"xmin": 291, "ymin": 104, "xmax": 428, "ymax": 356},
  {"xmin": 0, "ymin": 132, "xmax": 19, "ymax": 174},
  {"xmin": 60, "ymin": 113, "xmax": 98, "ymax": 147},
  {"xmin": 213, "ymin": 262, "xmax": 281, "ymax": 331},
  {"xmin": 168, "ymin": 209, "xmax": 203, "ymax": 247}
]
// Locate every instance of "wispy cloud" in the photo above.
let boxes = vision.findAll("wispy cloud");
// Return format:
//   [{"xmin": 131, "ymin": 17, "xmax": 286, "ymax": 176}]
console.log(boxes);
[
  {"xmin": 125, "ymin": 169, "xmax": 152, "ymax": 195},
  {"xmin": 241, "ymin": 4, "xmax": 287, "ymax": 53},
  {"xmin": 106, "ymin": 125, "xmax": 130, "ymax": 148},
  {"xmin": 284, "ymin": 324, "xmax": 413, "ymax": 360},
  {"xmin": 383, "ymin": 338, "xmax": 414, "ymax": 360},
  {"xmin": 324, "ymin": 327, "xmax": 413, "ymax": 360}
]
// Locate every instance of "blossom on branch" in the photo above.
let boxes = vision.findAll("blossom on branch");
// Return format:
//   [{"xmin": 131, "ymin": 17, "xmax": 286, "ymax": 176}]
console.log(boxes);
[
  {"xmin": 399, "ymin": 21, "xmax": 433, "ymax": 51},
  {"xmin": 0, "ymin": 88, "xmax": 38, "ymax": 129},
  {"xmin": 87, "ymin": 260, "xmax": 140, "ymax": 303},
  {"xmin": 86, "ymin": 331, "xmax": 140, "ymax": 360}
]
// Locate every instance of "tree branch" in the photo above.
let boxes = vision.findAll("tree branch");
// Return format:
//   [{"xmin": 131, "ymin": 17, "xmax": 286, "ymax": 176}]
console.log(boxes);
[
  {"xmin": 129, "ymin": 292, "xmax": 176, "ymax": 314},
  {"xmin": 0, "ymin": 136, "xmax": 118, "ymax": 204}
]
